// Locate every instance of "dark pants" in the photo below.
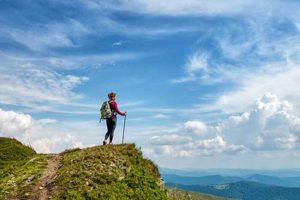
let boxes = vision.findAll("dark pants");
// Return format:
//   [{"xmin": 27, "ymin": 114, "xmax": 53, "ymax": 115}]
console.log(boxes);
[{"xmin": 104, "ymin": 117, "xmax": 117, "ymax": 143}]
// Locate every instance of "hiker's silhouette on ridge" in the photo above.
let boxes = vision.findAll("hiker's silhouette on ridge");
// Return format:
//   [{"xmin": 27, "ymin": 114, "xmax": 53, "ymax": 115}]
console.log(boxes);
[{"xmin": 101, "ymin": 92, "xmax": 126, "ymax": 145}]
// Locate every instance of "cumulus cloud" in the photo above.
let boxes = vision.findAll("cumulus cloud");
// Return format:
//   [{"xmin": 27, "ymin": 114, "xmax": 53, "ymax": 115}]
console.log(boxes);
[
  {"xmin": 31, "ymin": 134, "xmax": 84, "ymax": 153},
  {"xmin": 146, "ymin": 94, "xmax": 300, "ymax": 159},
  {"xmin": 145, "ymin": 135, "xmax": 247, "ymax": 158},
  {"xmin": 0, "ymin": 109, "xmax": 85, "ymax": 153},
  {"xmin": 0, "ymin": 109, "xmax": 33, "ymax": 137},
  {"xmin": 143, "ymin": 145, "xmax": 194, "ymax": 158},
  {"xmin": 149, "ymin": 134, "xmax": 191, "ymax": 145},
  {"xmin": 220, "ymin": 93, "xmax": 300, "ymax": 150},
  {"xmin": 215, "ymin": 65, "xmax": 300, "ymax": 113},
  {"xmin": 184, "ymin": 120, "xmax": 208, "ymax": 136},
  {"xmin": 193, "ymin": 136, "xmax": 247, "ymax": 156},
  {"xmin": 147, "ymin": 121, "xmax": 247, "ymax": 157}
]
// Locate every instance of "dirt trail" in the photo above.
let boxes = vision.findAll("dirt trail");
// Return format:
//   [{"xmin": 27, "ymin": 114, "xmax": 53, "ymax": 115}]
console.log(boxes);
[{"xmin": 30, "ymin": 154, "xmax": 62, "ymax": 200}]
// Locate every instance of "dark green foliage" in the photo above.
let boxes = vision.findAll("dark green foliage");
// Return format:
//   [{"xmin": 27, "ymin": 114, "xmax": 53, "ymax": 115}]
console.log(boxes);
[{"xmin": 52, "ymin": 144, "xmax": 170, "ymax": 200}]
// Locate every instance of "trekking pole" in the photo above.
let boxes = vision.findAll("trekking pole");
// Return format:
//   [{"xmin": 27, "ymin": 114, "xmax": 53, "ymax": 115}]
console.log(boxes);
[{"xmin": 122, "ymin": 115, "xmax": 126, "ymax": 144}]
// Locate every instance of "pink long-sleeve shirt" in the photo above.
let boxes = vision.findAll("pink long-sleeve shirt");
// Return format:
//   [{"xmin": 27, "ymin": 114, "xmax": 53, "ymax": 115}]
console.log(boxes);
[{"xmin": 109, "ymin": 101, "xmax": 125, "ymax": 118}]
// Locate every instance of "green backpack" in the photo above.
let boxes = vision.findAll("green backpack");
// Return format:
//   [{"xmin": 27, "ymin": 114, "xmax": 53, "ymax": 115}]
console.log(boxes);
[{"xmin": 100, "ymin": 101, "xmax": 112, "ymax": 121}]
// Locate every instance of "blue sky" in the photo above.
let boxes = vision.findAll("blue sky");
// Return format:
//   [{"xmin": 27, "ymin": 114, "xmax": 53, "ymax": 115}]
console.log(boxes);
[{"xmin": 1, "ymin": 0, "xmax": 300, "ymax": 169}]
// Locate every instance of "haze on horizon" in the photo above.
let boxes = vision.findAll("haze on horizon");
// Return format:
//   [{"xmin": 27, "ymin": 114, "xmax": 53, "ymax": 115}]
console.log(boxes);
[{"xmin": 1, "ymin": 0, "xmax": 300, "ymax": 169}]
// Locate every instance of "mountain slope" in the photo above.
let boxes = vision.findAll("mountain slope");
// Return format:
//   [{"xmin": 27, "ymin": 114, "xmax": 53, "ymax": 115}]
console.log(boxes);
[
  {"xmin": 163, "ymin": 174, "xmax": 242, "ymax": 186},
  {"xmin": 0, "ymin": 137, "xmax": 36, "ymax": 164},
  {"xmin": 51, "ymin": 144, "xmax": 169, "ymax": 199},
  {"xmin": 2, "ymin": 138, "xmax": 169, "ymax": 199},
  {"xmin": 0, "ymin": 137, "xmax": 237, "ymax": 200},
  {"xmin": 167, "ymin": 181, "xmax": 300, "ymax": 200},
  {"xmin": 163, "ymin": 173, "xmax": 300, "ymax": 188},
  {"xmin": 0, "ymin": 137, "xmax": 48, "ymax": 199},
  {"xmin": 245, "ymin": 174, "xmax": 300, "ymax": 187}
]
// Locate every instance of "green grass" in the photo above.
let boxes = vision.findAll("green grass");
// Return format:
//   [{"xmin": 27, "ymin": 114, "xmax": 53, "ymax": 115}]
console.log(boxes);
[
  {"xmin": 167, "ymin": 187, "xmax": 234, "ymax": 200},
  {"xmin": 52, "ymin": 144, "xmax": 170, "ymax": 200},
  {"xmin": 0, "ymin": 137, "xmax": 36, "ymax": 164},
  {"xmin": 0, "ymin": 137, "xmax": 48, "ymax": 199},
  {"xmin": 0, "ymin": 137, "xmax": 233, "ymax": 200}
]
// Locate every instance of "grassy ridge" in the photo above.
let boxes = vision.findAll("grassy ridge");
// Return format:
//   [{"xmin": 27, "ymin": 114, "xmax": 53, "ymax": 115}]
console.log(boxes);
[
  {"xmin": 52, "ymin": 144, "xmax": 170, "ymax": 200},
  {"xmin": 0, "ymin": 137, "xmax": 234, "ymax": 200},
  {"xmin": 0, "ymin": 137, "xmax": 48, "ymax": 199},
  {"xmin": 0, "ymin": 137, "xmax": 36, "ymax": 164}
]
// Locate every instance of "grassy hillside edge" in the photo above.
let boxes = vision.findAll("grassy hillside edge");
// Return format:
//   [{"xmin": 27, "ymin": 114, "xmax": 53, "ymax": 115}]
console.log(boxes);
[
  {"xmin": 51, "ymin": 144, "xmax": 169, "ymax": 199},
  {"xmin": 0, "ymin": 137, "xmax": 48, "ymax": 199},
  {"xmin": 0, "ymin": 137, "xmax": 232, "ymax": 200}
]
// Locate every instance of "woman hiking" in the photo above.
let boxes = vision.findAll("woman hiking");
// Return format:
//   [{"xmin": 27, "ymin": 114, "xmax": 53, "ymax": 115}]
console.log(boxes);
[{"xmin": 103, "ymin": 92, "xmax": 126, "ymax": 145}]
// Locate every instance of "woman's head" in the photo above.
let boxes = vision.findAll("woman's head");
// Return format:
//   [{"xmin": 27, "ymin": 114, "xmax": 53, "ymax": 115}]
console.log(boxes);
[{"xmin": 108, "ymin": 92, "xmax": 116, "ymax": 100}]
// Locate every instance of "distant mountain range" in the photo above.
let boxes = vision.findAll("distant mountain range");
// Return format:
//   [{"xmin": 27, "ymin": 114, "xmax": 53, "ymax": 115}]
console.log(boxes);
[
  {"xmin": 162, "ymin": 173, "xmax": 300, "ymax": 188},
  {"xmin": 162, "ymin": 169, "xmax": 300, "ymax": 200},
  {"xmin": 167, "ymin": 187, "xmax": 232, "ymax": 200},
  {"xmin": 160, "ymin": 168, "xmax": 300, "ymax": 177},
  {"xmin": 167, "ymin": 181, "xmax": 300, "ymax": 200}
]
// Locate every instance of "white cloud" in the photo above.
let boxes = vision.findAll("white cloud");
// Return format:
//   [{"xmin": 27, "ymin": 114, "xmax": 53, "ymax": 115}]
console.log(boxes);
[
  {"xmin": 31, "ymin": 134, "xmax": 84, "ymax": 153},
  {"xmin": 0, "ymin": 109, "xmax": 87, "ymax": 153},
  {"xmin": 195, "ymin": 136, "xmax": 226, "ymax": 150},
  {"xmin": 186, "ymin": 51, "xmax": 209, "ymax": 73},
  {"xmin": 144, "ymin": 94, "xmax": 300, "ymax": 160},
  {"xmin": 0, "ymin": 50, "xmax": 138, "ymax": 114},
  {"xmin": 0, "ymin": 62, "xmax": 89, "ymax": 107},
  {"xmin": 193, "ymin": 136, "xmax": 247, "ymax": 156},
  {"xmin": 78, "ymin": 0, "xmax": 300, "ymax": 19},
  {"xmin": 149, "ymin": 134, "xmax": 191, "ymax": 145},
  {"xmin": 145, "ymin": 120, "xmax": 247, "ymax": 157},
  {"xmin": 46, "ymin": 53, "xmax": 138, "ymax": 70},
  {"xmin": 184, "ymin": 120, "xmax": 208, "ymax": 136},
  {"xmin": 152, "ymin": 113, "xmax": 169, "ymax": 119},
  {"xmin": 2, "ymin": 19, "xmax": 90, "ymax": 51},
  {"xmin": 171, "ymin": 51, "xmax": 209, "ymax": 83},
  {"xmin": 112, "ymin": 41, "xmax": 125, "ymax": 46},
  {"xmin": 171, "ymin": 16, "xmax": 300, "ymax": 115},
  {"xmin": 143, "ymin": 145, "xmax": 194, "ymax": 158},
  {"xmin": 0, "ymin": 108, "xmax": 33, "ymax": 137},
  {"xmin": 215, "ymin": 65, "xmax": 300, "ymax": 113},
  {"xmin": 145, "ymin": 135, "xmax": 247, "ymax": 158},
  {"xmin": 220, "ymin": 93, "xmax": 300, "ymax": 150},
  {"xmin": 173, "ymin": 15, "xmax": 300, "ymax": 86},
  {"xmin": 170, "ymin": 75, "xmax": 197, "ymax": 84},
  {"xmin": 110, "ymin": 0, "xmax": 262, "ymax": 16},
  {"xmin": 274, "ymin": 135, "xmax": 298, "ymax": 149}
]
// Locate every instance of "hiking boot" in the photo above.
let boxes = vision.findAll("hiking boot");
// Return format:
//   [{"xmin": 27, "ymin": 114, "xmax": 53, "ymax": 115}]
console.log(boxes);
[{"xmin": 103, "ymin": 140, "xmax": 107, "ymax": 145}]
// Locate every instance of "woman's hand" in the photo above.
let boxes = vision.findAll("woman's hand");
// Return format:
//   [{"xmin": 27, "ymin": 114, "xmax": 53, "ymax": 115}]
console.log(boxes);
[{"xmin": 124, "ymin": 112, "xmax": 127, "ymax": 116}]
